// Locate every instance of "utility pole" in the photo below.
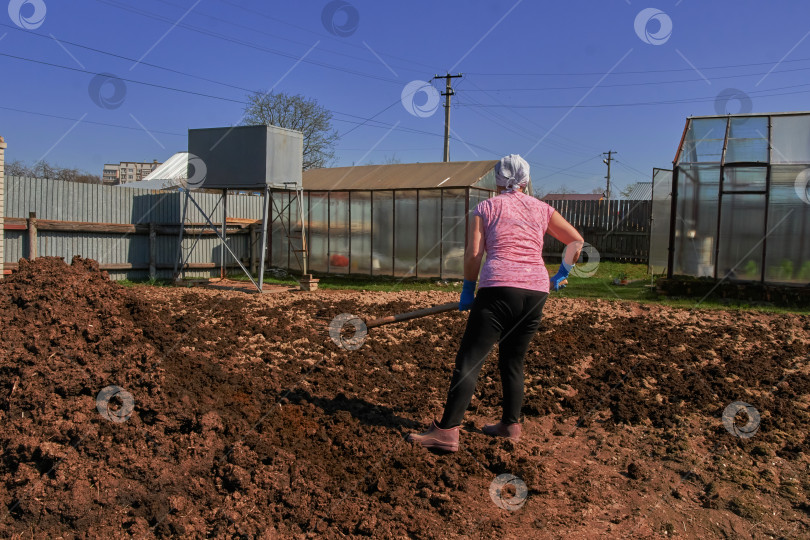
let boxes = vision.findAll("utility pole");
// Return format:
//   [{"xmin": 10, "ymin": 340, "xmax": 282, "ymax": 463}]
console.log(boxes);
[
  {"xmin": 433, "ymin": 73, "xmax": 463, "ymax": 162},
  {"xmin": 602, "ymin": 150, "xmax": 616, "ymax": 201}
]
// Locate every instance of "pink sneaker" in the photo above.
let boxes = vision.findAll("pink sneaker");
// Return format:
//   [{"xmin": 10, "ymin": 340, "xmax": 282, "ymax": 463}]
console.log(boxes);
[
  {"xmin": 407, "ymin": 420, "xmax": 459, "ymax": 452},
  {"xmin": 482, "ymin": 421, "xmax": 521, "ymax": 442}
]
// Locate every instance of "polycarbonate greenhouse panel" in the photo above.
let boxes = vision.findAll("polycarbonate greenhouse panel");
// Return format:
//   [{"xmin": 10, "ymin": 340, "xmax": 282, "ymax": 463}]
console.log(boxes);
[
  {"xmin": 674, "ymin": 164, "xmax": 720, "ymax": 276},
  {"xmin": 394, "ymin": 191, "xmax": 417, "ymax": 277},
  {"xmin": 722, "ymin": 167, "xmax": 767, "ymax": 192},
  {"xmin": 417, "ymin": 191, "xmax": 441, "ymax": 277},
  {"xmin": 349, "ymin": 192, "xmax": 372, "ymax": 275},
  {"xmin": 371, "ymin": 191, "xmax": 393, "ymax": 276},
  {"xmin": 771, "ymin": 115, "xmax": 810, "ymax": 164},
  {"xmin": 441, "ymin": 189, "xmax": 467, "ymax": 279},
  {"xmin": 725, "ymin": 117, "xmax": 769, "ymax": 163},
  {"xmin": 678, "ymin": 118, "xmax": 727, "ymax": 164},
  {"xmin": 270, "ymin": 191, "xmax": 289, "ymax": 268},
  {"xmin": 307, "ymin": 192, "xmax": 328, "ymax": 273},
  {"xmin": 328, "ymin": 192, "xmax": 350, "ymax": 274},
  {"xmin": 648, "ymin": 169, "xmax": 672, "ymax": 275},
  {"xmin": 718, "ymin": 193, "xmax": 765, "ymax": 281},
  {"xmin": 765, "ymin": 165, "xmax": 810, "ymax": 283}
]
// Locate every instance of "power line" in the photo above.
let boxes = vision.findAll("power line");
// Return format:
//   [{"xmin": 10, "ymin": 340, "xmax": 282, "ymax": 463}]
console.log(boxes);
[
  {"xmin": 0, "ymin": 99, "xmax": 449, "ymax": 143},
  {"xmin": 463, "ymin": 63, "xmax": 810, "ymax": 92},
  {"xmin": 144, "ymin": 0, "xmax": 435, "ymax": 76},
  {"xmin": 614, "ymin": 160, "xmax": 652, "ymax": 179},
  {"xmin": 0, "ymin": 51, "xmax": 248, "ymax": 104},
  {"xmin": 461, "ymin": 103, "xmax": 599, "ymax": 166},
  {"xmin": 456, "ymin": 82, "xmax": 810, "ymax": 109},
  {"xmin": 461, "ymin": 78, "xmax": 602, "ymax": 156},
  {"xmin": 0, "ymin": 23, "xmax": 258, "ymax": 94},
  {"xmin": 90, "ymin": 0, "xmax": 402, "ymax": 85},
  {"xmin": 212, "ymin": 0, "xmax": 441, "ymax": 74},
  {"xmin": 0, "ymin": 105, "xmax": 186, "ymax": 136},
  {"xmin": 0, "ymin": 51, "xmax": 446, "ymax": 138},
  {"xmin": 465, "ymin": 55, "xmax": 810, "ymax": 77},
  {"xmin": 0, "ymin": 26, "xmax": 444, "ymax": 142},
  {"xmin": 533, "ymin": 154, "xmax": 602, "ymax": 180}
]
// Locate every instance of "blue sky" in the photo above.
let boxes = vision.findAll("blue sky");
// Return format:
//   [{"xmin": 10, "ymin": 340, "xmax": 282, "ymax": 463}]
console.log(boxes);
[{"xmin": 2, "ymin": 0, "xmax": 810, "ymax": 193}]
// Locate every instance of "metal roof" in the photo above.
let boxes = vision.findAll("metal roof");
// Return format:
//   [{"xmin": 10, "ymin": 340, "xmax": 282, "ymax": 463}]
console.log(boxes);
[
  {"xmin": 623, "ymin": 182, "xmax": 653, "ymax": 200},
  {"xmin": 542, "ymin": 193, "xmax": 604, "ymax": 201},
  {"xmin": 302, "ymin": 160, "xmax": 498, "ymax": 191}
]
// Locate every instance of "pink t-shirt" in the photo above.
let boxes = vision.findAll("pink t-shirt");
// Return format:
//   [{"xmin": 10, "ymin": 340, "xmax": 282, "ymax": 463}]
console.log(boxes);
[{"xmin": 473, "ymin": 191, "xmax": 556, "ymax": 293}]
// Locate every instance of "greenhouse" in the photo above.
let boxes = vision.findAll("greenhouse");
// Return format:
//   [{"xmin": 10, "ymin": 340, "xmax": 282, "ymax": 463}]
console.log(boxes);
[
  {"xmin": 268, "ymin": 161, "xmax": 508, "ymax": 279},
  {"xmin": 670, "ymin": 112, "xmax": 810, "ymax": 284}
]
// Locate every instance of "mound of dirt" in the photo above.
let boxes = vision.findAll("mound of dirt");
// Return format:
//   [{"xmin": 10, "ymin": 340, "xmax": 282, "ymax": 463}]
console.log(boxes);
[
  {"xmin": 1, "ymin": 258, "xmax": 808, "ymax": 538},
  {"xmin": 0, "ymin": 257, "xmax": 166, "ymax": 534}
]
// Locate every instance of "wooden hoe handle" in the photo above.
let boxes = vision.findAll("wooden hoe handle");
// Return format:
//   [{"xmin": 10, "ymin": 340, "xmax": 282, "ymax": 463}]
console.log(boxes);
[{"xmin": 365, "ymin": 302, "xmax": 460, "ymax": 329}]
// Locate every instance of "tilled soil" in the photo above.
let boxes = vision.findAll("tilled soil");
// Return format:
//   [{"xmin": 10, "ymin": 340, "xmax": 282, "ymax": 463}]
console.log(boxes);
[{"xmin": 0, "ymin": 257, "xmax": 808, "ymax": 538}]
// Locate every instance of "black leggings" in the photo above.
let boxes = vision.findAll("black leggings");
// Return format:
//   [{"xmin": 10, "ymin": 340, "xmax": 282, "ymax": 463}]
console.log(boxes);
[{"xmin": 439, "ymin": 287, "xmax": 548, "ymax": 428}]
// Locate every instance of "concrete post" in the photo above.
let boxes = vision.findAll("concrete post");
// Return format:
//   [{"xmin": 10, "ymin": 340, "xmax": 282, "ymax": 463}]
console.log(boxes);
[{"xmin": 0, "ymin": 135, "xmax": 5, "ymax": 278}]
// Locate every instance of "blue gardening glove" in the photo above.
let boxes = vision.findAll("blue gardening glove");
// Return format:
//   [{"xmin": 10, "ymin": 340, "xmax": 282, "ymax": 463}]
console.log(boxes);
[
  {"xmin": 459, "ymin": 279, "xmax": 476, "ymax": 311},
  {"xmin": 550, "ymin": 261, "xmax": 573, "ymax": 291}
]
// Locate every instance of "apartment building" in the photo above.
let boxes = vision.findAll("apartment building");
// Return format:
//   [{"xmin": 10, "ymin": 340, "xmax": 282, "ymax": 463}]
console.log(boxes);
[{"xmin": 102, "ymin": 160, "xmax": 161, "ymax": 185}]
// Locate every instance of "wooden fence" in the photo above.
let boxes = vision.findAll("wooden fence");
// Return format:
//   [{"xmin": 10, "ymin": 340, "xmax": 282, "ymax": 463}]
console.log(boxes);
[{"xmin": 543, "ymin": 199, "xmax": 651, "ymax": 263}]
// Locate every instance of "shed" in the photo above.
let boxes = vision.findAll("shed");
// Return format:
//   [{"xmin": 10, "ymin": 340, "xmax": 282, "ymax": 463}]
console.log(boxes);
[
  {"xmin": 268, "ymin": 160, "xmax": 503, "ymax": 278},
  {"xmin": 669, "ymin": 111, "xmax": 810, "ymax": 284}
]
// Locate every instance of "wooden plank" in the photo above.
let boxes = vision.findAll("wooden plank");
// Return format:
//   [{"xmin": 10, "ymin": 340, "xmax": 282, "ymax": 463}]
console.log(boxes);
[
  {"xmin": 27, "ymin": 213, "xmax": 38, "ymax": 259},
  {"xmin": 37, "ymin": 220, "xmax": 143, "ymax": 234},
  {"xmin": 4, "ymin": 218, "xmax": 28, "ymax": 230}
]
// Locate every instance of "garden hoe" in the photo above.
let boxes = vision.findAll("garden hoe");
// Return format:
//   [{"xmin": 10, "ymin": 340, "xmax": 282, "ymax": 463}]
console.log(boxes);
[{"xmin": 328, "ymin": 301, "xmax": 459, "ymax": 350}]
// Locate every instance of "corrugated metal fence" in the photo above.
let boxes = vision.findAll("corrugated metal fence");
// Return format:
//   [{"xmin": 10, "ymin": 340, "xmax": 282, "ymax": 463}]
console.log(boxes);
[
  {"xmin": 544, "ymin": 199, "xmax": 651, "ymax": 263},
  {"xmin": 3, "ymin": 176, "xmax": 264, "ymax": 280}
]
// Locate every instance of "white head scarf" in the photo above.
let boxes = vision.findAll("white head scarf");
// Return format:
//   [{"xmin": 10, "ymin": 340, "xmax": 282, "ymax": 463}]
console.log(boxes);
[{"xmin": 495, "ymin": 154, "xmax": 530, "ymax": 192}]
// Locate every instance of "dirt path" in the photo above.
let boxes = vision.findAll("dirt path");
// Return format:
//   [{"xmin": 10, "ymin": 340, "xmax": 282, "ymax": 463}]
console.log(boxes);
[{"xmin": 1, "ymin": 258, "xmax": 808, "ymax": 538}]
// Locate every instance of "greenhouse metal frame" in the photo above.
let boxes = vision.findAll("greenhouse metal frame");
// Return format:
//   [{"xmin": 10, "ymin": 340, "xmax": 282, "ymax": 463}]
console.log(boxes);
[{"xmin": 668, "ymin": 112, "xmax": 810, "ymax": 285}]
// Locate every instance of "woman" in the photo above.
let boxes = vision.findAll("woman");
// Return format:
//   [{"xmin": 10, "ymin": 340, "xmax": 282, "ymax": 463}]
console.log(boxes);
[{"xmin": 408, "ymin": 154, "xmax": 584, "ymax": 452}]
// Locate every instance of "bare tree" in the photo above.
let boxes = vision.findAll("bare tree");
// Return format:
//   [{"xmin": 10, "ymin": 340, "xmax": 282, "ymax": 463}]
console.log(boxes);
[
  {"xmin": 241, "ymin": 91, "xmax": 339, "ymax": 170},
  {"xmin": 5, "ymin": 159, "xmax": 100, "ymax": 183},
  {"xmin": 5, "ymin": 160, "xmax": 33, "ymax": 176},
  {"xmin": 365, "ymin": 154, "xmax": 402, "ymax": 166},
  {"xmin": 617, "ymin": 183, "xmax": 636, "ymax": 199},
  {"xmin": 549, "ymin": 185, "xmax": 574, "ymax": 195}
]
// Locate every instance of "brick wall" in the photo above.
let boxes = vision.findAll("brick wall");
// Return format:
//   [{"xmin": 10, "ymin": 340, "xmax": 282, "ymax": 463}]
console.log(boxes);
[{"xmin": 0, "ymin": 135, "xmax": 5, "ymax": 278}]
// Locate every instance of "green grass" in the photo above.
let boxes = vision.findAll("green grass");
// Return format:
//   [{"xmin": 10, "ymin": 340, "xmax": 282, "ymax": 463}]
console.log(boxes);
[
  {"xmin": 116, "ymin": 263, "xmax": 809, "ymax": 314},
  {"xmin": 229, "ymin": 272, "xmax": 462, "ymax": 292},
  {"xmin": 554, "ymin": 262, "xmax": 809, "ymax": 314}
]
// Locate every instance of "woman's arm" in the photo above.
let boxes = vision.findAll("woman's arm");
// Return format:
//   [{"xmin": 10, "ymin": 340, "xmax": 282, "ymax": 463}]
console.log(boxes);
[
  {"xmin": 547, "ymin": 211, "xmax": 585, "ymax": 266},
  {"xmin": 463, "ymin": 215, "xmax": 486, "ymax": 281}
]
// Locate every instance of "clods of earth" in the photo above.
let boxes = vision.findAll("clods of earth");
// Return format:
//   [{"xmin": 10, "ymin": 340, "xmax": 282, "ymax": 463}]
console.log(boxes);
[{"xmin": 1, "ymin": 257, "xmax": 808, "ymax": 538}]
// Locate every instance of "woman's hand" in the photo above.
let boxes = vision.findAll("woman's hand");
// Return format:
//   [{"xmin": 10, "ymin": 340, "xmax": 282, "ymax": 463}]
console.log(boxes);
[
  {"xmin": 459, "ymin": 280, "xmax": 476, "ymax": 311},
  {"xmin": 550, "ymin": 261, "xmax": 572, "ymax": 291}
]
